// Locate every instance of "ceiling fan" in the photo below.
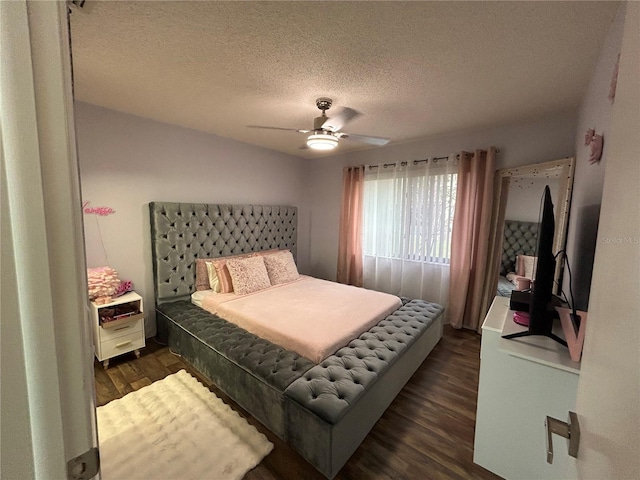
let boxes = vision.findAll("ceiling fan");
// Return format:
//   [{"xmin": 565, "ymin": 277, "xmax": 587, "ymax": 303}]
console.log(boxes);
[{"xmin": 248, "ymin": 98, "xmax": 390, "ymax": 151}]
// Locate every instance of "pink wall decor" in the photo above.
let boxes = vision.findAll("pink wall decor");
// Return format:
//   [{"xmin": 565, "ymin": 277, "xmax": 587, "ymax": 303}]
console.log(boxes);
[
  {"xmin": 608, "ymin": 53, "xmax": 620, "ymax": 103},
  {"xmin": 584, "ymin": 128, "xmax": 604, "ymax": 164},
  {"xmin": 82, "ymin": 200, "xmax": 116, "ymax": 216}
]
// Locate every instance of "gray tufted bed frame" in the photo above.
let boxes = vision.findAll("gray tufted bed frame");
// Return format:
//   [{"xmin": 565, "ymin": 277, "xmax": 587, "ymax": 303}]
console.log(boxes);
[
  {"xmin": 149, "ymin": 202, "xmax": 444, "ymax": 478},
  {"xmin": 497, "ymin": 220, "xmax": 539, "ymax": 296}
]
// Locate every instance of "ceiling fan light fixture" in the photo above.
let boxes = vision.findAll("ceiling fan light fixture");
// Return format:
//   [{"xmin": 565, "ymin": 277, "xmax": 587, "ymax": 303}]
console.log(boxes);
[{"xmin": 306, "ymin": 132, "xmax": 339, "ymax": 151}]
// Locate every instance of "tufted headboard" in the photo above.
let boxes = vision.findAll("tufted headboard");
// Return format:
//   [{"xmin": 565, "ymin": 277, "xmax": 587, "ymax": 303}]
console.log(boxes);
[
  {"xmin": 500, "ymin": 220, "xmax": 538, "ymax": 276},
  {"xmin": 149, "ymin": 203, "xmax": 297, "ymax": 304}
]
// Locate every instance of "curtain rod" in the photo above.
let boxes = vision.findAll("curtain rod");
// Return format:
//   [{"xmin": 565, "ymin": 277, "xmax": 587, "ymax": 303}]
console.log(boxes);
[{"xmin": 367, "ymin": 148, "xmax": 500, "ymax": 170}]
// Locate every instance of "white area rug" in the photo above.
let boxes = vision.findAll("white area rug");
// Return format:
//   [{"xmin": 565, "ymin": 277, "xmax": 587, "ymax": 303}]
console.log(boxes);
[{"xmin": 97, "ymin": 370, "xmax": 273, "ymax": 480}]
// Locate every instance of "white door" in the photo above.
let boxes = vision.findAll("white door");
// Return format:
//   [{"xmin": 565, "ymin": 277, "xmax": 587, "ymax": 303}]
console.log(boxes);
[
  {"xmin": 567, "ymin": 3, "xmax": 639, "ymax": 478},
  {"xmin": 1, "ymin": 1, "xmax": 99, "ymax": 478}
]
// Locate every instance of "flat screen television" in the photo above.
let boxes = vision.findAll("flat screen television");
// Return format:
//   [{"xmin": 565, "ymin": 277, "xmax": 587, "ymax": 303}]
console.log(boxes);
[{"xmin": 503, "ymin": 185, "xmax": 567, "ymax": 346}]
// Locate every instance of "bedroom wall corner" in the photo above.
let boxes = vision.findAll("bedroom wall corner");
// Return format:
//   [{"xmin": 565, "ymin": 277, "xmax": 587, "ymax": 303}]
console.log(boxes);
[
  {"xmin": 75, "ymin": 102, "xmax": 310, "ymax": 336},
  {"xmin": 564, "ymin": 3, "xmax": 626, "ymax": 311}
]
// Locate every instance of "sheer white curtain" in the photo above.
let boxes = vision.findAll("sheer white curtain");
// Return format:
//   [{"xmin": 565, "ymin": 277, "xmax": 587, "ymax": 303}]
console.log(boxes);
[{"xmin": 363, "ymin": 158, "xmax": 457, "ymax": 308}]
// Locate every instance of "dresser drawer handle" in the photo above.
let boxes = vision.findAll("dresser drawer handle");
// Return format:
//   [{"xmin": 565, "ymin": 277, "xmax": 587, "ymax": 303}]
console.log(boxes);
[
  {"xmin": 115, "ymin": 341, "xmax": 132, "ymax": 349},
  {"xmin": 114, "ymin": 325, "xmax": 131, "ymax": 332}
]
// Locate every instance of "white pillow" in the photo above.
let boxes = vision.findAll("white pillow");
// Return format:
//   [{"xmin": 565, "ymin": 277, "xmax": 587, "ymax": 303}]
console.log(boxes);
[
  {"xmin": 191, "ymin": 289, "xmax": 214, "ymax": 307},
  {"xmin": 506, "ymin": 272, "xmax": 519, "ymax": 286},
  {"xmin": 205, "ymin": 261, "xmax": 220, "ymax": 293}
]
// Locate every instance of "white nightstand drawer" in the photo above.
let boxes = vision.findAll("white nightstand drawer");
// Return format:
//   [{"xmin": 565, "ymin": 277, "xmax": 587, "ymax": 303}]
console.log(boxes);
[
  {"xmin": 91, "ymin": 291, "xmax": 145, "ymax": 367},
  {"xmin": 100, "ymin": 332, "xmax": 145, "ymax": 360},
  {"xmin": 98, "ymin": 317, "xmax": 144, "ymax": 342}
]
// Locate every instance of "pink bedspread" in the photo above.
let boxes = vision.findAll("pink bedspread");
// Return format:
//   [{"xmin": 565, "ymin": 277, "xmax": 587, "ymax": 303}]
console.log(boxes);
[{"xmin": 200, "ymin": 276, "xmax": 402, "ymax": 363}]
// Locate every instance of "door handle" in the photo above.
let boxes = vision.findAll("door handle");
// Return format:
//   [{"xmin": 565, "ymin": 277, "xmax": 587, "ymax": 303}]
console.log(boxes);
[{"xmin": 545, "ymin": 411, "xmax": 580, "ymax": 464}]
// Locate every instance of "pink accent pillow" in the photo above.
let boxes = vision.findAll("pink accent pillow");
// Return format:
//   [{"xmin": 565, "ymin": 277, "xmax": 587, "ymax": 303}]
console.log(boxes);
[
  {"xmin": 212, "ymin": 253, "xmax": 256, "ymax": 293},
  {"xmin": 225, "ymin": 256, "xmax": 271, "ymax": 295},
  {"xmin": 213, "ymin": 261, "xmax": 233, "ymax": 293},
  {"xmin": 262, "ymin": 251, "xmax": 299, "ymax": 285},
  {"xmin": 195, "ymin": 258, "xmax": 214, "ymax": 291},
  {"xmin": 196, "ymin": 255, "xmax": 252, "ymax": 291},
  {"xmin": 257, "ymin": 248, "xmax": 287, "ymax": 256},
  {"xmin": 196, "ymin": 249, "xmax": 288, "ymax": 293}
]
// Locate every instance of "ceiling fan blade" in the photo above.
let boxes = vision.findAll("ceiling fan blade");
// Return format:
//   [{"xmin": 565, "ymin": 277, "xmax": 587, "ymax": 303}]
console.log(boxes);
[
  {"xmin": 246, "ymin": 125, "xmax": 310, "ymax": 133},
  {"xmin": 341, "ymin": 133, "xmax": 390, "ymax": 146},
  {"xmin": 321, "ymin": 107, "xmax": 361, "ymax": 133}
]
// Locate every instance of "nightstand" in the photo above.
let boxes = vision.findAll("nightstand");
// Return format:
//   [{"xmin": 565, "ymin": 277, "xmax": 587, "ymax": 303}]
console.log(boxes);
[{"xmin": 90, "ymin": 291, "xmax": 146, "ymax": 369}]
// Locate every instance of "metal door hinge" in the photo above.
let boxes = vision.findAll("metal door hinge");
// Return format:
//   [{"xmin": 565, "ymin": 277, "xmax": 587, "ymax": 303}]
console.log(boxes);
[
  {"xmin": 545, "ymin": 411, "xmax": 580, "ymax": 464},
  {"xmin": 67, "ymin": 447, "xmax": 100, "ymax": 480}
]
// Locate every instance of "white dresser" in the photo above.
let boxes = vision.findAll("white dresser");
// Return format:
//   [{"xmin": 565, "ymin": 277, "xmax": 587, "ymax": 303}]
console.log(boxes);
[
  {"xmin": 474, "ymin": 296, "xmax": 580, "ymax": 479},
  {"xmin": 91, "ymin": 291, "xmax": 145, "ymax": 369}
]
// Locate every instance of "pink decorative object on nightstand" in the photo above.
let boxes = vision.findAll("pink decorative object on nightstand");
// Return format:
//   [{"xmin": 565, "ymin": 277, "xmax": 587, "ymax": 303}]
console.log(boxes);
[
  {"xmin": 87, "ymin": 266, "xmax": 121, "ymax": 303},
  {"xmin": 113, "ymin": 280, "xmax": 133, "ymax": 298}
]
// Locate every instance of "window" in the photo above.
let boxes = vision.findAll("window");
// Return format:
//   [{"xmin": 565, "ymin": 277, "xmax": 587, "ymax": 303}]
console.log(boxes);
[{"xmin": 363, "ymin": 165, "xmax": 457, "ymax": 264}]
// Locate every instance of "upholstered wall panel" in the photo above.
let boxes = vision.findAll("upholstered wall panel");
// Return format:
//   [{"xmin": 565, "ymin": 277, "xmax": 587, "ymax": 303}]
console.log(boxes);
[
  {"xmin": 150, "ymin": 203, "xmax": 297, "ymax": 303},
  {"xmin": 500, "ymin": 220, "xmax": 538, "ymax": 276}
]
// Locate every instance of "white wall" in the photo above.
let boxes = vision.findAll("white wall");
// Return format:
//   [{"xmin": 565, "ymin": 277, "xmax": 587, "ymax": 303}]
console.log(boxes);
[
  {"xmin": 572, "ymin": 3, "xmax": 639, "ymax": 477},
  {"xmin": 75, "ymin": 102, "xmax": 309, "ymax": 335},
  {"xmin": 307, "ymin": 111, "xmax": 578, "ymax": 281},
  {"xmin": 564, "ymin": 5, "xmax": 626, "ymax": 311}
]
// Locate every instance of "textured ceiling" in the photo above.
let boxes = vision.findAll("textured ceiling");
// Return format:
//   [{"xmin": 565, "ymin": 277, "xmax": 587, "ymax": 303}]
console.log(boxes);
[{"xmin": 69, "ymin": 1, "xmax": 619, "ymax": 158}]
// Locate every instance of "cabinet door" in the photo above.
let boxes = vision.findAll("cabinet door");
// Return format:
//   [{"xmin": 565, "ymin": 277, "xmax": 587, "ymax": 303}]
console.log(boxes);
[{"xmin": 475, "ymin": 329, "xmax": 579, "ymax": 479}]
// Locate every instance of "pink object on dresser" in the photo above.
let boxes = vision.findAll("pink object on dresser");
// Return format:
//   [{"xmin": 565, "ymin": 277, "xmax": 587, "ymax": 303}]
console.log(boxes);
[
  {"xmin": 513, "ymin": 311, "xmax": 530, "ymax": 327},
  {"xmin": 556, "ymin": 307, "xmax": 588, "ymax": 362},
  {"xmin": 516, "ymin": 277, "xmax": 531, "ymax": 291}
]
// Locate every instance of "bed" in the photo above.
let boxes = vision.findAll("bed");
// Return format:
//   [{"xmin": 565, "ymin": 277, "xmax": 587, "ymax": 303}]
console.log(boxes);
[
  {"xmin": 149, "ymin": 202, "xmax": 444, "ymax": 478},
  {"xmin": 497, "ymin": 220, "xmax": 538, "ymax": 297}
]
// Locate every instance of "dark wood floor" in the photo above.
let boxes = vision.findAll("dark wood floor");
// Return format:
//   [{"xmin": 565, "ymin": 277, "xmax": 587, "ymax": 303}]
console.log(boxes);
[{"xmin": 94, "ymin": 326, "xmax": 501, "ymax": 480}]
